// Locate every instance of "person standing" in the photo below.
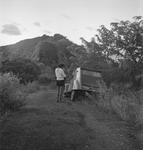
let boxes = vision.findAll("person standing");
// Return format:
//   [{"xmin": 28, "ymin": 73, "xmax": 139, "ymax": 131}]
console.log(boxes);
[{"xmin": 55, "ymin": 64, "xmax": 66, "ymax": 102}]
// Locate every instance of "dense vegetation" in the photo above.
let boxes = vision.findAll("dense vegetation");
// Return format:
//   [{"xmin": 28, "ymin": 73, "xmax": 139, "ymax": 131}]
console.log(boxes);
[
  {"xmin": 0, "ymin": 58, "xmax": 41, "ymax": 84},
  {"xmin": 79, "ymin": 16, "xmax": 143, "ymax": 88},
  {"xmin": 0, "ymin": 73, "xmax": 26, "ymax": 114}
]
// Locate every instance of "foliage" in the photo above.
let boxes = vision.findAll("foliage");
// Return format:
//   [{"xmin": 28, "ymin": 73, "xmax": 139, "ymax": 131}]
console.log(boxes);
[
  {"xmin": 80, "ymin": 37, "xmax": 112, "ymax": 72},
  {"xmin": 0, "ymin": 58, "xmax": 41, "ymax": 84},
  {"xmin": 38, "ymin": 74, "xmax": 53, "ymax": 84},
  {"xmin": 102, "ymin": 66, "xmax": 132, "ymax": 86},
  {"xmin": 95, "ymin": 16, "xmax": 143, "ymax": 63},
  {"xmin": 0, "ymin": 73, "xmax": 26, "ymax": 114},
  {"xmin": 94, "ymin": 16, "xmax": 143, "ymax": 86},
  {"xmin": 38, "ymin": 37, "xmax": 84, "ymax": 77},
  {"xmin": 21, "ymin": 81, "xmax": 40, "ymax": 94},
  {"xmin": 55, "ymin": 37, "xmax": 73, "ymax": 68},
  {"xmin": 0, "ymin": 34, "xmax": 87, "ymax": 81},
  {"xmin": 38, "ymin": 65, "xmax": 54, "ymax": 84},
  {"xmin": 39, "ymin": 42, "xmax": 58, "ymax": 67},
  {"xmin": 67, "ymin": 44, "xmax": 87, "ymax": 66},
  {"xmin": 136, "ymin": 89, "xmax": 143, "ymax": 124},
  {"xmin": 80, "ymin": 16, "xmax": 143, "ymax": 87},
  {"xmin": 97, "ymin": 83, "xmax": 140, "ymax": 122}
]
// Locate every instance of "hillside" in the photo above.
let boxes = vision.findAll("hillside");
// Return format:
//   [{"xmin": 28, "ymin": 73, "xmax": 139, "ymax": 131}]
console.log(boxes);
[{"xmin": 0, "ymin": 34, "xmax": 82, "ymax": 68}]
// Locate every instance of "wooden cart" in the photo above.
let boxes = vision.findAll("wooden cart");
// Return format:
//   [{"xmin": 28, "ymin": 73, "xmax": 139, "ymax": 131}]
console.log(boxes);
[{"xmin": 64, "ymin": 67, "xmax": 103, "ymax": 101}]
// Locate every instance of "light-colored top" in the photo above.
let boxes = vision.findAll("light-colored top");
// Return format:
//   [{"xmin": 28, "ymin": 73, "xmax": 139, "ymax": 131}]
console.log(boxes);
[
  {"xmin": 72, "ymin": 67, "xmax": 82, "ymax": 89},
  {"xmin": 55, "ymin": 67, "xmax": 66, "ymax": 80}
]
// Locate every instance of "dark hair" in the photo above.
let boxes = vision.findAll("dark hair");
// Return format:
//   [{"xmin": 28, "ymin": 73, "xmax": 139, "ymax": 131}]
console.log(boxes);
[{"xmin": 58, "ymin": 64, "xmax": 65, "ymax": 68}]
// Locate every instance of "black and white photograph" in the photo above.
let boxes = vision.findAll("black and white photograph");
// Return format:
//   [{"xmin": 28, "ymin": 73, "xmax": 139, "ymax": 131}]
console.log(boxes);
[{"xmin": 0, "ymin": 0, "xmax": 143, "ymax": 150}]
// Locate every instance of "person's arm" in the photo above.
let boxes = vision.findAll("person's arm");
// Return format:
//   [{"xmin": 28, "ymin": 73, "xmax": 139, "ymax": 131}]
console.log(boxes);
[
  {"xmin": 61, "ymin": 69, "xmax": 66, "ymax": 81},
  {"xmin": 55, "ymin": 68, "xmax": 58, "ymax": 79},
  {"xmin": 63, "ymin": 71, "xmax": 66, "ymax": 78}
]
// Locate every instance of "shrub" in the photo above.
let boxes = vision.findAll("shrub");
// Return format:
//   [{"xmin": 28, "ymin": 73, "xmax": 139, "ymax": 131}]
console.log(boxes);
[
  {"xmin": 137, "ymin": 89, "xmax": 143, "ymax": 124},
  {"xmin": 38, "ymin": 74, "xmax": 53, "ymax": 84},
  {"xmin": 0, "ymin": 58, "xmax": 41, "ymax": 84},
  {"xmin": 0, "ymin": 73, "xmax": 26, "ymax": 114},
  {"xmin": 23, "ymin": 81, "xmax": 40, "ymax": 93},
  {"xmin": 97, "ymin": 83, "xmax": 140, "ymax": 122},
  {"xmin": 111, "ymin": 89, "xmax": 140, "ymax": 121}
]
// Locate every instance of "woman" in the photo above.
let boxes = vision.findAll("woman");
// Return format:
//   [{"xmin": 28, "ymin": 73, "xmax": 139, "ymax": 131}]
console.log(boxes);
[{"xmin": 55, "ymin": 64, "xmax": 66, "ymax": 102}]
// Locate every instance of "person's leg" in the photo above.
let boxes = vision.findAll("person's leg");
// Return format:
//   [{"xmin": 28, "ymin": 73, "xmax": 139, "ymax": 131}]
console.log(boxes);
[
  {"xmin": 71, "ymin": 90, "xmax": 75, "ymax": 101},
  {"xmin": 60, "ymin": 86, "xmax": 65, "ymax": 102},
  {"xmin": 57, "ymin": 86, "xmax": 60, "ymax": 102}
]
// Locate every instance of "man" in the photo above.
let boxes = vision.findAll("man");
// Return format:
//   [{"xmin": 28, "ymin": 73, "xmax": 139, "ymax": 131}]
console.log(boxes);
[{"xmin": 55, "ymin": 64, "xmax": 66, "ymax": 102}]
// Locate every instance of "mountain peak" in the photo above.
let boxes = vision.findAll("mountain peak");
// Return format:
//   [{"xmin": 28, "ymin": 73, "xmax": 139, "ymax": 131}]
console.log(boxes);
[{"xmin": 0, "ymin": 34, "xmax": 82, "ymax": 68}]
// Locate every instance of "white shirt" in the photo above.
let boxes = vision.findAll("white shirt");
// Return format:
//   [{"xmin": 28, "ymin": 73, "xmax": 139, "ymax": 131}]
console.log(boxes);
[
  {"xmin": 55, "ymin": 67, "xmax": 66, "ymax": 80},
  {"xmin": 72, "ymin": 67, "xmax": 81, "ymax": 89}
]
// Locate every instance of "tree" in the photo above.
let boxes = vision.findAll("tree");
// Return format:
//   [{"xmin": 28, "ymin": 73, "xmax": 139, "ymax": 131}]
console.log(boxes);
[
  {"xmin": 0, "ymin": 58, "xmax": 41, "ymax": 84},
  {"xmin": 95, "ymin": 17, "xmax": 143, "ymax": 86},
  {"xmin": 80, "ymin": 17, "xmax": 143, "ymax": 88},
  {"xmin": 80, "ymin": 37, "xmax": 112, "ymax": 70},
  {"xmin": 95, "ymin": 16, "xmax": 143, "ymax": 64}
]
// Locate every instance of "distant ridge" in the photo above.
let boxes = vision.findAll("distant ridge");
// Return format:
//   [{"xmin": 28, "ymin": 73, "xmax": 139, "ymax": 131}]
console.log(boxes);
[{"xmin": 0, "ymin": 34, "xmax": 82, "ymax": 68}]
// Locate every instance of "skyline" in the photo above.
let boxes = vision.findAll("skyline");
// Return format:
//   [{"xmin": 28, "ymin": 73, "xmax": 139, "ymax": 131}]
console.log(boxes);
[{"xmin": 0, "ymin": 0, "xmax": 143, "ymax": 46}]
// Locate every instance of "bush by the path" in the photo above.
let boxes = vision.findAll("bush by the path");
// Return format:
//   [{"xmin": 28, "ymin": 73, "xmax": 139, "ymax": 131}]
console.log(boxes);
[
  {"xmin": 0, "ymin": 58, "xmax": 41, "ymax": 84},
  {"xmin": 22, "ymin": 81, "xmax": 40, "ymax": 93},
  {"xmin": 97, "ymin": 83, "xmax": 141, "ymax": 122},
  {"xmin": 0, "ymin": 73, "xmax": 26, "ymax": 115},
  {"xmin": 38, "ymin": 74, "xmax": 53, "ymax": 84}
]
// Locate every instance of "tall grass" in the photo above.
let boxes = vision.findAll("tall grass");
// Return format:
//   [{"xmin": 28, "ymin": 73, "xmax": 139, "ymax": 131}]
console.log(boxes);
[
  {"xmin": 0, "ymin": 73, "xmax": 26, "ymax": 115},
  {"xmin": 22, "ymin": 81, "xmax": 40, "ymax": 94},
  {"xmin": 136, "ymin": 89, "xmax": 143, "ymax": 125},
  {"xmin": 97, "ymin": 83, "xmax": 141, "ymax": 122}
]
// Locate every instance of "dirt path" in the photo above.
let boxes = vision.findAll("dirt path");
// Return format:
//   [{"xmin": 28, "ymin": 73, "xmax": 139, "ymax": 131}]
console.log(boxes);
[{"xmin": 0, "ymin": 88, "xmax": 138, "ymax": 150}]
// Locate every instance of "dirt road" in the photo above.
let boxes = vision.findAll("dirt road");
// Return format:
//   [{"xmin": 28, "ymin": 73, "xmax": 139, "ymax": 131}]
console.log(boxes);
[{"xmin": 0, "ymin": 88, "xmax": 139, "ymax": 150}]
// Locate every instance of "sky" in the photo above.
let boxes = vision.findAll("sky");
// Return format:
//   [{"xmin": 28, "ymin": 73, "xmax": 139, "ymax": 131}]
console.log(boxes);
[{"xmin": 0, "ymin": 0, "xmax": 142, "ymax": 46}]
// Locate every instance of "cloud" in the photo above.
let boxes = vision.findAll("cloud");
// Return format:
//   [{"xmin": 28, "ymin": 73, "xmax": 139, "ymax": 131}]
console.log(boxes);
[
  {"xmin": 34, "ymin": 22, "xmax": 41, "ymax": 27},
  {"xmin": 1, "ymin": 24, "xmax": 21, "ymax": 35},
  {"xmin": 61, "ymin": 14, "xmax": 72, "ymax": 20}
]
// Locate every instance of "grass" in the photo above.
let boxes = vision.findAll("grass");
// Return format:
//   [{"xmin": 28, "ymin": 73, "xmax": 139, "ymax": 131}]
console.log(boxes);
[
  {"xmin": 0, "ymin": 108, "xmax": 92, "ymax": 150},
  {"xmin": 0, "ymin": 86, "xmax": 142, "ymax": 150}
]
